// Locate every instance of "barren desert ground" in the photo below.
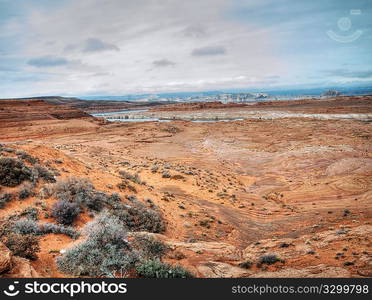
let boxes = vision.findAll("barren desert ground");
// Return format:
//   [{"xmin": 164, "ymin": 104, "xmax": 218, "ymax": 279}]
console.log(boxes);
[{"xmin": 0, "ymin": 96, "xmax": 371, "ymax": 278}]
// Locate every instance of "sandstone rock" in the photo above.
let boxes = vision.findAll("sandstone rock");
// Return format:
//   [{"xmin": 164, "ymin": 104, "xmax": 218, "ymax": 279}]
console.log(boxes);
[
  {"xmin": 7, "ymin": 256, "xmax": 39, "ymax": 278},
  {"xmin": 0, "ymin": 242, "xmax": 12, "ymax": 274},
  {"xmin": 197, "ymin": 261, "xmax": 252, "ymax": 278},
  {"xmin": 252, "ymin": 264, "xmax": 350, "ymax": 278}
]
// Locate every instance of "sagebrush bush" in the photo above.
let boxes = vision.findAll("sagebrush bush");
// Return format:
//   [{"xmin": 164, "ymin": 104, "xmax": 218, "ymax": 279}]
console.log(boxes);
[
  {"xmin": 0, "ymin": 193, "xmax": 13, "ymax": 208},
  {"xmin": 53, "ymin": 177, "xmax": 115, "ymax": 211},
  {"xmin": 53, "ymin": 177, "xmax": 93, "ymax": 201},
  {"xmin": 135, "ymin": 260, "xmax": 194, "ymax": 278},
  {"xmin": 0, "ymin": 157, "xmax": 32, "ymax": 187},
  {"xmin": 57, "ymin": 210, "xmax": 138, "ymax": 276},
  {"xmin": 34, "ymin": 164, "xmax": 56, "ymax": 183},
  {"xmin": 51, "ymin": 200, "xmax": 80, "ymax": 225},
  {"xmin": 39, "ymin": 223, "xmax": 80, "ymax": 239},
  {"xmin": 18, "ymin": 183, "xmax": 33, "ymax": 200},
  {"xmin": 13, "ymin": 218, "xmax": 40, "ymax": 235},
  {"xmin": 19, "ymin": 206, "xmax": 39, "ymax": 220},
  {"xmin": 111, "ymin": 200, "xmax": 165, "ymax": 233},
  {"xmin": 162, "ymin": 171, "xmax": 171, "ymax": 178},
  {"xmin": 119, "ymin": 170, "xmax": 142, "ymax": 184},
  {"xmin": 258, "ymin": 254, "xmax": 281, "ymax": 265},
  {"xmin": 4, "ymin": 233, "xmax": 40, "ymax": 260},
  {"xmin": 13, "ymin": 218, "xmax": 79, "ymax": 239},
  {"xmin": 15, "ymin": 150, "xmax": 38, "ymax": 164},
  {"xmin": 132, "ymin": 235, "xmax": 168, "ymax": 259}
]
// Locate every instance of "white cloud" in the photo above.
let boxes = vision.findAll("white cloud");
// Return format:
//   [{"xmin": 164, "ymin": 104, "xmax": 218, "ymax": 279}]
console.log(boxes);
[{"xmin": 3, "ymin": 0, "xmax": 287, "ymax": 96}]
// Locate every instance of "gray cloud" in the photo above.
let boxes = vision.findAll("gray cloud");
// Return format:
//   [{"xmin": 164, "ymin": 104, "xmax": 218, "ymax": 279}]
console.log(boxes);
[
  {"xmin": 191, "ymin": 46, "xmax": 226, "ymax": 56},
  {"xmin": 83, "ymin": 38, "xmax": 120, "ymax": 53},
  {"xmin": 28, "ymin": 56, "xmax": 69, "ymax": 67},
  {"xmin": 181, "ymin": 24, "xmax": 207, "ymax": 38},
  {"xmin": 324, "ymin": 69, "xmax": 372, "ymax": 79},
  {"xmin": 152, "ymin": 59, "xmax": 176, "ymax": 67}
]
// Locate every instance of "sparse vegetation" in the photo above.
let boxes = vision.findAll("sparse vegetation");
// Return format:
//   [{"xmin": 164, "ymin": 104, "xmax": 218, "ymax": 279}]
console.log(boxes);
[
  {"xmin": 0, "ymin": 193, "xmax": 13, "ymax": 208},
  {"xmin": 119, "ymin": 170, "xmax": 142, "ymax": 184},
  {"xmin": 13, "ymin": 218, "xmax": 79, "ymax": 239},
  {"xmin": 111, "ymin": 199, "xmax": 165, "ymax": 233},
  {"xmin": 132, "ymin": 235, "xmax": 168, "ymax": 259},
  {"xmin": 136, "ymin": 259, "xmax": 194, "ymax": 278},
  {"xmin": 0, "ymin": 157, "xmax": 32, "ymax": 187},
  {"xmin": 57, "ymin": 210, "xmax": 138, "ymax": 276},
  {"xmin": 51, "ymin": 200, "xmax": 80, "ymax": 225},
  {"xmin": 162, "ymin": 171, "xmax": 171, "ymax": 178},
  {"xmin": 15, "ymin": 150, "xmax": 38, "ymax": 164},
  {"xmin": 34, "ymin": 164, "xmax": 56, "ymax": 183},
  {"xmin": 258, "ymin": 254, "xmax": 282, "ymax": 265},
  {"xmin": 53, "ymin": 177, "xmax": 107, "ymax": 211},
  {"xmin": 3, "ymin": 233, "xmax": 40, "ymax": 260},
  {"xmin": 19, "ymin": 206, "xmax": 39, "ymax": 221},
  {"xmin": 18, "ymin": 183, "xmax": 33, "ymax": 200}
]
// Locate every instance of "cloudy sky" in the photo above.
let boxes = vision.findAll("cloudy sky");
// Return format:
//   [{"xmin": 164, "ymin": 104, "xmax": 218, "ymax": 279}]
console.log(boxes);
[{"xmin": 0, "ymin": 0, "xmax": 371, "ymax": 97}]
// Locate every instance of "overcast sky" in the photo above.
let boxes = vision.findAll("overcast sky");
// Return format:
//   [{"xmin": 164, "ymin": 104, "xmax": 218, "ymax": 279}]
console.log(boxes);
[{"xmin": 0, "ymin": 0, "xmax": 371, "ymax": 97}]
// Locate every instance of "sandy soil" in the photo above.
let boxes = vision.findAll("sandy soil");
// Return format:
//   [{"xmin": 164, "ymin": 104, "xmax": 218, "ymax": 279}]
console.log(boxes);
[{"xmin": 0, "ymin": 96, "xmax": 371, "ymax": 278}]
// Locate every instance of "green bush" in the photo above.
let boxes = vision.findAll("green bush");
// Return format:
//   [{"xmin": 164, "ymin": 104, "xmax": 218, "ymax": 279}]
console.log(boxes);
[{"xmin": 136, "ymin": 260, "xmax": 194, "ymax": 278}]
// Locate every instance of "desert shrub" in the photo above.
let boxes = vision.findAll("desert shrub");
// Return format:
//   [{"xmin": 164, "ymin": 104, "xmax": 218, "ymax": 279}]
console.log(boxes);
[
  {"xmin": 4, "ymin": 233, "xmax": 40, "ymax": 260},
  {"xmin": 51, "ymin": 200, "xmax": 80, "ymax": 225},
  {"xmin": 54, "ymin": 177, "xmax": 93, "ymax": 201},
  {"xmin": 151, "ymin": 165, "xmax": 159, "ymax": 173},
  {"xmin": 2, "ymin": 147, "xmax": 15, "ymax": 153},
  {"xmin": 111, "ymin": 200, "xmax": 165, "ymax": 233},
  {"xmin": 13, "ymin": 218, "xmax": 40, "ymax": 235},
  {"xmin": 161, "ymin": 126, "xmax": 182, "ymax": 134},
  {"xmin": 0, "ymin": 193, "xmax": 13, "ymax": 208},
  {"xmin": 119, "ymin": 170, "xmax": 142, "ymax": 184},
  {"xmin": 38, "ymin": 184, "xmax": 54, "ymax": 199},
  {"xmin": 18, "ymin": 183, "xmax": 33, "ymax": 200},
  {"xmin": 57, "ymin": 211, "xmax": 138, "ymax": 276},
  {"xmin": 15, "ymin": 150, "xmax": 38, "ymax": 164},
  {"xmin": 13, "ymin": 218, "xmax": 79, "ymax": 238},
  {"xmin": 135, "ymin": 260, "xmax": 194, "ymax": 278},
  {"xmin": 117, "ymin": 180, "xmax": 137, "ymax": 193},
  {"xmin": 258, "ymin": 254, "xmax": 281, "ymax": 265},
  {"xmin": 108, "ymin": 192, "xmax": 121, "ymax": 204},
  {"xmin": 34, "ymin": 164, "xmax": 56, "ymax": 183},
  {"xmin": 19, "ymin": 206, "xmax": 39, "ymax": 220},
  {"xmin": 132, "ymin": 235, "xmax": 168, "ymax": 259},
  {"xmin": 0, "ymin": 157, "xmax": 32, "ymax": 187},
  {"xmin": 162, "ymin": 171, "xmax": 171, "ymax": 178},
  {"xmin": 238, "ymin": 261, "xmax": 253, "ymax": 269},
  {"xmin": 39, "ymin": 223, "xmax": 79, "ymax": 239},
  {"xmin": 53, "ymin": 177, "xmax": 110, "ymax": 211},
  {"xmin": 79, "ymin": 191, "xmax": 106, "ymax": 211}
]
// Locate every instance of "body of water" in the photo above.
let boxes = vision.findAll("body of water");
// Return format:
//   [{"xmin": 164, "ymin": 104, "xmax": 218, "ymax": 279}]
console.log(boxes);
[{"xmin": 92, "ymin": 109, "xmax": 148, "ymax": 117}]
